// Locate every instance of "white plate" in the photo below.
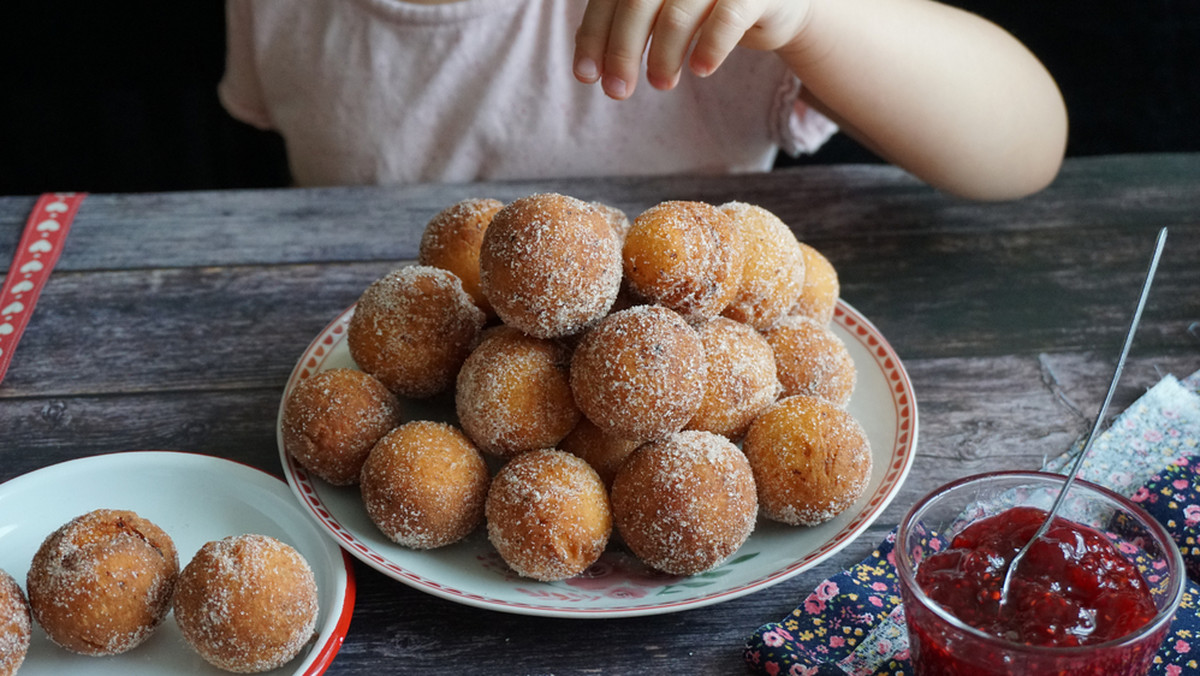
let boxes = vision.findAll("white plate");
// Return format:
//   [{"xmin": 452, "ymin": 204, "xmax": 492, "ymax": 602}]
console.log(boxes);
[
  {"xmin": 0, "ymin": 451, "xmax": 354, "ymax": 674},
  {"xmin": 279, "ymin": 300, "xmax": 917, "ymax": 618}
]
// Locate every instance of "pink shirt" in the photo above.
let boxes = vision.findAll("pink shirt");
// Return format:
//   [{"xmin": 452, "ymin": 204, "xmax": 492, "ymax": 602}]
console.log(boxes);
[{"xmin": 220, "ymin": 0, "xmax": 837, "ymax": 186}]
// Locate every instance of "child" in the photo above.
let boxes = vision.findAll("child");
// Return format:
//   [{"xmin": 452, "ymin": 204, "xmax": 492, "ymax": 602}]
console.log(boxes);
[{"xmin": 220, "ymin": 0, "xmax": 1066, "ymax": 200}]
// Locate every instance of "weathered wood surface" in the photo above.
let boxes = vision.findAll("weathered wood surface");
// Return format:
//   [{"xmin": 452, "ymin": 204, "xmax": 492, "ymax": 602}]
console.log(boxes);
[{"xmin": 1, "ymin": 153, "xmax": 1198, "ymax": 675}]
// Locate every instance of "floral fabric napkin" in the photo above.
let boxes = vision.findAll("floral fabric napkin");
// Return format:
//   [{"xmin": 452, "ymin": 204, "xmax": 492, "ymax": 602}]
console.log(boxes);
[{"xmin": 745, "ymin": 369, "xmax": 1200, "ymax": 676}]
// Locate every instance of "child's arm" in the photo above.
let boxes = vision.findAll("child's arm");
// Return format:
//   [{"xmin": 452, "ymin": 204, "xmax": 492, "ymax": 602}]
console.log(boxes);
[{"xmin": 573, "ymin": 0, "xmax": 1068, "ymax": 201}]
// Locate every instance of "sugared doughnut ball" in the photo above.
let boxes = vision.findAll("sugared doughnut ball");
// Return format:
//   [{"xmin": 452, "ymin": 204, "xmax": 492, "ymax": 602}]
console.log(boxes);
[
  {"xmin": 476, "ymin": 322, "xmax": 527, "ymax": 344},
  {"xmin": 622, "ymin": 201, "xmax": 743, "ymax": 319},
  {"xmin": 687, "ymin": 317, "xmax": 781, "ymax": 440},
  {"xmin": 281, "ymin": 368, "xmax": 403, "ymax": 485},
  {"xmin": 0, "ymin": 569, "xmax": 30, "ymax": 676},
  {"xmin": 591, "ymin": 201, "xmax": 632, "ymax": 242},
  {"xmin": 570, "ymin": 305, "xmax": 707, "ymax": 442},
  {"xmin": 764, "ymin": 315, "xmax": 856, "ymax": 408},
  {"xmin": 743, "ymin": 395, "xmax": 872, "ymax": 526},
  {"xmin": 719, "ymin": 202, "xmax": 805, "ymax": 329},
  {"xmin": 558, "ymin": 416, "xmax": 641, "ymax": 488},
  {"xmin": 27, "ymin": 509, "xmax": 178, "ymax": 656},
  {"xmin": 611, "ymin": 431, "xmax": 757, "ymax": 575},
  {"xmin": 347, "ymin": 265, "xmax": 485, "ymax": 398},
  {"xmin": 456, "ymin": 330, "xmax": 580, "ymax": 458},
  {"xmin": 479, "ymin": 193, "xmax": 621, "ymax": 338},
  {"xmin": 173, "ymin": 534, "xmax": 318, "ymax": 673},
  {"xmin": 360, "ymin": 421, "xmax": 490, "ymax": 549},
  {"xmin": 418, "ymin": 198, "xmax": 505, "ymax": 318},
  {"xmin": 790, "ymin": 242, "xmax": 840, "ymax": 324},
  {"xmin": 485, "ymin": 449, "xmax": 611, "ymax": 581}
]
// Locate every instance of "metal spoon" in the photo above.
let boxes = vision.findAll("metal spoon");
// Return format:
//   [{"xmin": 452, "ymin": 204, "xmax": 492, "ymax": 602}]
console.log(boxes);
[{"xmin": 998, "ymin": 226, "xmax": 1168, "ymax": 606}]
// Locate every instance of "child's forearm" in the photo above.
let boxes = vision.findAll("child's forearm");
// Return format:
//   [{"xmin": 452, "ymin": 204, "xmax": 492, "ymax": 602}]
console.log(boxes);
[
  {"xmin": 779, "ymin": 0, "xmax": 1067, "ymax": 200},
  {"xmin": 574, "ymin": 0, "xmax": 1068, "ymax": 201}
]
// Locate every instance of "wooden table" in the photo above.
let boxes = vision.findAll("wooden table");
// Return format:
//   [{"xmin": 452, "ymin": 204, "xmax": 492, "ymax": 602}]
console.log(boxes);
[{"xmin": 1, "ymin": 153, "xmax": 1197, "ymax": 674}]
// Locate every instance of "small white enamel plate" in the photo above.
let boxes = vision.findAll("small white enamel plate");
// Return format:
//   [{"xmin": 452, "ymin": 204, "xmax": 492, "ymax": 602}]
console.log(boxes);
[
  {"xmin": 0, "ymin": 451, "xmax": 355, "ymax": 674},
  {"xmin": 279, "ymin": 300, "xmax": 917, "ymax": 618}
]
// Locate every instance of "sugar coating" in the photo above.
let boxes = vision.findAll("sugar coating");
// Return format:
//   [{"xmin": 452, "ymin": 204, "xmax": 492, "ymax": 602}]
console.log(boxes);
[
  {"xmin": 281, "ymin": 367, "xmax": 403, "ymax": 485},
  {"xmin": 479, "ymin": 193, "xmax": 622, "ymax": 339},
  {"xmin": 360, "ymin": 421, "xmax": 490, "ymax": 549},
  {"xmin": 790, "ymin": 241, "xmax": 840, "ymax": 325},
  {"xmin": 743, "ymin": 395, "xmax": 872, "ymax": 526},
  {"xmin": 418, "ymin": 197, "xmax": 504, "ymax": 318},
  {"xmin": 687, "ymin": 317, "xmax": 781, "ymax": 440},
  {"xmin": 173, "ymin": 534, "xmax": 318, "ymax": 674},
  {"xmin": 765, "ymin": 314, "xmax": 856, "ymax": 408},
  {"xmin": 26, "ymin": 509, "xmax": 178, "ymax": 656},
  {"xmin": 590, "ymin": 201, "xmax": 631, "ymax": 242},
  {"xmin": 610, "ymin": 430, "xmax": 758, "ymax": 575},
  {"xmin": 570, "ymin": 305, "xmax": 708, "ymax": 443},
  {"xmin": 455, "ymin": 330, "xmax": 580, "ymax": 458},
  {"xmin": 485, "ymin": 449, "xmax": 612, "ymax": 581},
  {"xmin": 622, "ymin": 201, "xmax": 743, "ymax": 319},
  {"xmin": 719, "ymin": 202, "xmax": 806, "ymax": 329},
  {"xmin": 347, "ymin": 265, "xmax": 485, "ymax": 398},
  {"xmin": 558, "ymin": 416, "xmax": 641, "ymax": 488},
  {"xmin": 0, "ymin": 569, "xmax": 30, "ymax": 676}
]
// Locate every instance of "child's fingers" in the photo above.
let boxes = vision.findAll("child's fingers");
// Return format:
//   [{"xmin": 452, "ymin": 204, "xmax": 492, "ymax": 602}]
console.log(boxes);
[
  {"xmin": 644, "ymin": 0, "xmax": 713, "ymax": 90},
  {"xmin": 574, "ymin": 0, "xmax": 620, "ymax": 84},
  {"xmin": 600, "ymin": 1, "xmax": 665, "ymax": 99},
  {"xmin": 575, "ymin": 0, "xmax": 790, "ymax": 98},
  {"xmin": 689, "ymin": 0, "xmax": 764, "ymax": 77}
]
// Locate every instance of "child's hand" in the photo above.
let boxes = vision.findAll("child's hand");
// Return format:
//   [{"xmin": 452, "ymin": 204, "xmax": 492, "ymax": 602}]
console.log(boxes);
[{"xmin": 573, "ymin": 0, "xmax": 810, "ymax": 100}]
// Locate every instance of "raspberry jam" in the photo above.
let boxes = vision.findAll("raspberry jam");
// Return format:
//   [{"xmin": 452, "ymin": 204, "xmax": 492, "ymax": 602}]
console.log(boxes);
[
  {"xmin": 901, "ymin": 504, "xmax": 1171, "ymax": 676},
  {"xmin": 916, "ymin": 506, "xmax": 1157, "ymax": 647}
]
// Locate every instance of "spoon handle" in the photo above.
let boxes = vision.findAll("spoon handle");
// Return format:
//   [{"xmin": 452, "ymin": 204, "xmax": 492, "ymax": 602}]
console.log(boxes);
[
  {"xmin": 1054, "ymin": 226, "xmax": 1167, "ymax": 509},
  {"xmin": 1000, "ymin": 226, "xmax": 1167, "ymax": 603}
]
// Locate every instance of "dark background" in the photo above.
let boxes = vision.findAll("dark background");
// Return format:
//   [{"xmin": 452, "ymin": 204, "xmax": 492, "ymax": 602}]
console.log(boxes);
[{"xmin": 1, "ymin": 2, "xmax": 1196, "ymax": 195}]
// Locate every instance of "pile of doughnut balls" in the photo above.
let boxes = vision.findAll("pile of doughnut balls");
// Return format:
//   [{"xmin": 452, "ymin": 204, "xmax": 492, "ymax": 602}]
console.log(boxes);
[
  {"xmin": 0, "ymin": 509, "xmax": 318, "ymax": 675},
  {"xmin": 282, "ymin": 193, "xmax": 871, "ymax": 582}
]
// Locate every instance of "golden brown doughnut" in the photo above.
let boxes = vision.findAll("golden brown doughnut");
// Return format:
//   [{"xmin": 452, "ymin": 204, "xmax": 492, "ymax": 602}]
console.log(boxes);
[
  {"xmin": 790, "ymin": 241, "xmax": 840, "ymax": 324},
  {"xmin": 281, "ymin": 367, "xmax": 403, "ymax": 485},
  {"xmin": 742, "ymin": 395, "xmax": 872, "ymax": 526},
  {"xmin": 0, "ymin": 568, "xmax": 30, "ymax": 676},
  {"xmin": 418, "ymin": 197, "xmax": 504, "ymax": 318},
  {"xmin": 622, "ymin": 200, "xmax": 743, "ymax": 319},
  {"xmin": 347, "ymin": 265, "xmax": 485, "ymax": 398},
  {"xmin": 27, "ymin": 509, "xmax": 178, "ymax": 655},
  {"xmin": 719, "ymin": 202, "xmax": 806, "ymax": 329},
  {"xmin": 610, "ymin": 431, "xmax": 757, "ymax": 575},
  {"xmin": 764, "ymin": 315, "xmax": 856, "ymax": 408},
  {"xmin": 485, "ymin": 449, "xmax": 611, "ymax": 581},
  {"xmin": 570, "ymin": 305, "xmax": 707, "ymax": 442},
  {"xmin": 360, "ymin": 421, "xmax": 490, "ymax": 549},
  {"xmin": 455, "ymin": 329, "xmax": 580, "ymax": 458},
  {"xmin": 476, "ymin": 322, "xmax": 527, "ymax": 344},
  {"xmin": 687, "ymin": 317, "xmax": 780, "ymax": 440},
  {"xmin": 173, "ymin": 534, "xmax": 318, "ymax": 674},
  {"xmin": 557, "ymin": 416, "xmax": 641, "ymax": 488},
  {"xmin": 479, "ymin": 193, "xmax": 622, "ymax": 338},
  {"xmin": 590, "ymin": 201, "xmax": 632, "ymax": 242}
]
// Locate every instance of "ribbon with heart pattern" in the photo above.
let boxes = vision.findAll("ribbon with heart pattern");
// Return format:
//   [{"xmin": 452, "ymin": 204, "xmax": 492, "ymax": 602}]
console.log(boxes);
[{"xmin": 0, "ymin": 193, "xmax": 86, "ymax": 387}]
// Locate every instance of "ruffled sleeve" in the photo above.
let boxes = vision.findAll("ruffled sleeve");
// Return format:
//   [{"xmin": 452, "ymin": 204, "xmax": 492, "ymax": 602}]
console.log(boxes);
[
  {"xmin": 772, "ymin": 75, "xmax": 839, "ymax": 157},
  {"xmin": 217, "ymin": 0, "xmax": 275, "ymax": 130}
]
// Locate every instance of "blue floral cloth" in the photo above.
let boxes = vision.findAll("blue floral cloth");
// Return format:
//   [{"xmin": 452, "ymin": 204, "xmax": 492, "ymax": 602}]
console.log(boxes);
[{"xmin": 746, "ymin": 369, "xmax": 1200, "ymax": 676}]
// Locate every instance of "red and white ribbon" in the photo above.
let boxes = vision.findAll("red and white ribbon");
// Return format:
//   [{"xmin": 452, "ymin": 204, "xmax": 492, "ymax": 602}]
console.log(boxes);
[{"xmin": 0, "ymin": 193, "xmax": 86, "ymax": 386}]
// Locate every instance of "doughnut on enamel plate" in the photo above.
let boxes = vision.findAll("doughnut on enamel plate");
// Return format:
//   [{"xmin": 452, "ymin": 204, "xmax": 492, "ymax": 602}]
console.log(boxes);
[
  {"xmin": 280, "ymin": 300, "xmax": 917, "ymax": 618},
  {"xmin": 0, "ymin": 451, "xmax": 354, "ymax": 674}
]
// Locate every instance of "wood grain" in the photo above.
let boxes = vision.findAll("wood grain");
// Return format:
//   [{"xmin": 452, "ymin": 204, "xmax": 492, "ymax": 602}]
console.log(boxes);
[{"xmin": 1, "ymin": 153, "xmax": 1197, "ymax": 675}]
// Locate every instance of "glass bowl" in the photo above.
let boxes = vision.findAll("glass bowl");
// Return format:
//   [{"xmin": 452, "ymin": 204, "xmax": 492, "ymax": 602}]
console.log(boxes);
[{"xmin": 896, "ymin": 471, "xmax": 1184, "ymax": 676}]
